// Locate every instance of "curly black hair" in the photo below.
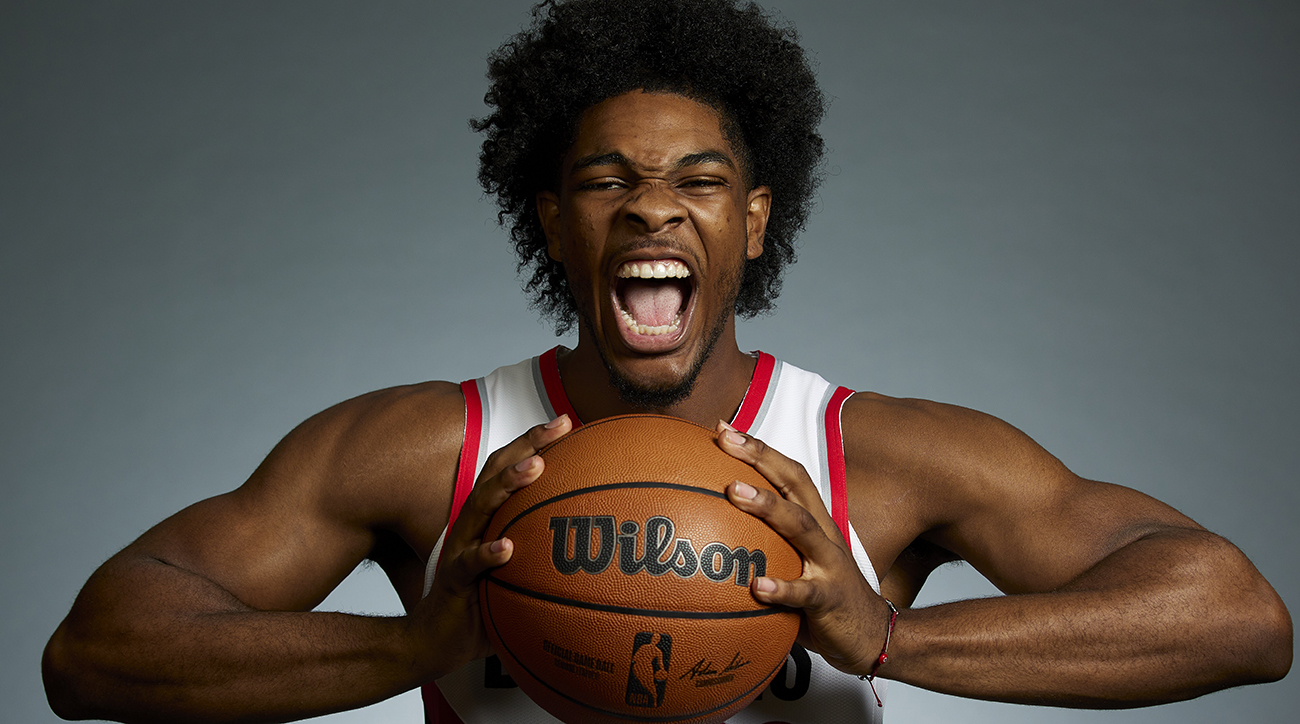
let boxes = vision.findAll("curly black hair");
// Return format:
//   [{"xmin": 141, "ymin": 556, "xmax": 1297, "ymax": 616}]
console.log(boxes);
[{"xmin": 474, "ymin": 0, "xmax": 826, "ymax": 335}]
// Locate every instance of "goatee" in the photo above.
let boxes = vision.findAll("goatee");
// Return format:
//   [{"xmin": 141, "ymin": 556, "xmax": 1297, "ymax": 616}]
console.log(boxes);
[{"xmin": 592, "ymin": 313, "xmax": 726, "ymax": 410}]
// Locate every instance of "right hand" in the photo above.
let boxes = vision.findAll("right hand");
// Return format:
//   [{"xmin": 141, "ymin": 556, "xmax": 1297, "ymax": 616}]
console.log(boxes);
[{"xmin": 409, "ymin": 414, "xmax": 572, "ymax": 678}]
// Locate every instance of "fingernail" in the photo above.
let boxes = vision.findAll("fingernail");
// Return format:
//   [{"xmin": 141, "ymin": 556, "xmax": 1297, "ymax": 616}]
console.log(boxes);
[
  {"xmin": 755, "ymin": 577, "xmax": 776, "ymax": 593},
  {"xmin": 546, "ymin": 415, "xmax": 567, "ymax": 429},
  {"xmin": 724, "ymin": 430, "xmax": 746, "ymax": 446},
  {"xmin": 718, "ymin": 419, "xmax": 738, "ymax": 432},
  {"xmin": 490, "ymin": 538, "xmax": 508, "ymax": 553},
  {"xmin": 514, "ymin": 456, "xmax": 538, "ymax": 473},
  {"xmin": 733, "ymin": 481, "xmax": 757, "ymax": 500}
]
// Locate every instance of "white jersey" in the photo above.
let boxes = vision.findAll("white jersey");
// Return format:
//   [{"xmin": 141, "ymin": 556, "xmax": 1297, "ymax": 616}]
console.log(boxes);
[{"xmin": 421, "ymin": 348, "xmax": 886, "ymax": 723}]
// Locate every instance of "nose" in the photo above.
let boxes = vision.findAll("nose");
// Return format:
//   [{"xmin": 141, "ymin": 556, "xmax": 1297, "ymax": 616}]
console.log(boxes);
[{"xmin": 621, "ymin": 181, "xmax": 686, "ymax": 233}]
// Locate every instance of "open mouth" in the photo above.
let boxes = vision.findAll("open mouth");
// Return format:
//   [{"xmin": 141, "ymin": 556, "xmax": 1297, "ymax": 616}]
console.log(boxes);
[{"xmin": 613, "ymin": 259, "xmax": 694, "ymax": 340}]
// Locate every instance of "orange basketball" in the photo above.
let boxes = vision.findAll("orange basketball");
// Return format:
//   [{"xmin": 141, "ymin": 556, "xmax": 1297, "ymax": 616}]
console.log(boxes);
[{"xmin": 480, "ymin": 414, "xmax": 802, "ymax": 724}]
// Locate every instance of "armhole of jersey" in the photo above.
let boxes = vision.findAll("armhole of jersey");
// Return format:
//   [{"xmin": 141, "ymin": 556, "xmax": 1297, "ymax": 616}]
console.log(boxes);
[
  {"xmin": 421, "ymin": 381, "xmax": 483, "ymax": 724},
  {"xmin": 425, "ymin": 379, "xmax": 485, "ymax": 595},
  {"xmin": 448, "ymin": 379, "xmax": 484, "ymax": 543},
  {"xmin": 824, "ymin": 385, "xmax": 855, "ymax": 549}
]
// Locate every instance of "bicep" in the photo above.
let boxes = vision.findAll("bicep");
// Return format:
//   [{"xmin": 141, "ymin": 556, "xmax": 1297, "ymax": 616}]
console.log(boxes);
[
  {"xmin": 108, "ymin": 382, "xmax": 464, "ymax": 613},
  {"xmin": 125, "ymin": 482, "xmax": 374, "ymax": 613},
  {"xmin": 921, "ymin": 413, "xmax": 1203, "ymax": 595}
]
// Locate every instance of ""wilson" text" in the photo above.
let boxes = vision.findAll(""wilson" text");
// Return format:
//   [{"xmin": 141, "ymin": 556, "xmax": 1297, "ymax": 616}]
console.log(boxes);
[{"xmin": 548, "ymin": 515, "xmax": 767, "ymax": 586}]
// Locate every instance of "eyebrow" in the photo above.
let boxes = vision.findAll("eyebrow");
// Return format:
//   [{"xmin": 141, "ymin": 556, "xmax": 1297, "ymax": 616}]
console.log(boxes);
[{"xmin": 570, "ymin": 150, "xmax": 736, "ymax": 173}]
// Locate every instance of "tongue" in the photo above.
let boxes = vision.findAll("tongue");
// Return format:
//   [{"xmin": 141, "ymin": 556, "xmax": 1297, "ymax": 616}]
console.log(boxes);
[{"xmin": 622, "ymin": 279, "xmax": 684, "ymax": 328}]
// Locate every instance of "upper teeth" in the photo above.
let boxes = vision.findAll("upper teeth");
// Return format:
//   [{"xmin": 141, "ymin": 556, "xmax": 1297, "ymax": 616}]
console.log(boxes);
[{"xmin": 617, "ymin": 260, "xmax": 691, "ymax": 279}]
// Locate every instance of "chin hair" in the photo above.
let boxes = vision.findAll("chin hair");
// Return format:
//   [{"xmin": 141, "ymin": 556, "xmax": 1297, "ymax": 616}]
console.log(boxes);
[
  {"xmin": 588, "ymin": 314, "xmax": 724, "ymax": 412},
  {"xmin": 607, "ymin": 365, "xmax": 700, "ymax": 410}
]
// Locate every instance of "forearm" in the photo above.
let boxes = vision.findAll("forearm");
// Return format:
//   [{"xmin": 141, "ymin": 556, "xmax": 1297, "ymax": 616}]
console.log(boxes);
[
  {"xmin": 47, "ymin": 610, "xmax": 423, "ymax": 723},
  {"xmin": 44, "ymin": 558, "xmax": 441, "ymax": 723},
  {"xmin": 882, "ymin": 530, "xmax": 1292, "ymax": 707}
]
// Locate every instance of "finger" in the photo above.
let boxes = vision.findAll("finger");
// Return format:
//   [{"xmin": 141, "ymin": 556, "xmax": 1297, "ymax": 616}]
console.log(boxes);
[
  {"xmin": 716, "ymin": 425, "xmax": 840, "ymax": 538},
  {"xmin": 451, "ymin": 415, "xmax": 572, "ymax": 546},
  {"xmin": 436, "ymin": 536, "xmax": 515, "ymax": 594},
  {"xmin": 752, "ymin": 573, "xmax": 885, "ymax": 675},
  {"xmin": 749, "ymin": 572, "xmax": 828, "ymax": 611},
  {"xmin": 727, "ymin": 478, "xmax": 845, "ymax": 563},
  {"xmin": 752, "ymin": 571, "xmax": 874, "ymax": 622},
  {"xmin": 448, "ymin": 454, "xmax": 544, "ymax": 555},
  {"xmin": 478, "ymin": 414, "xmax": 572, "ymax": 482}
]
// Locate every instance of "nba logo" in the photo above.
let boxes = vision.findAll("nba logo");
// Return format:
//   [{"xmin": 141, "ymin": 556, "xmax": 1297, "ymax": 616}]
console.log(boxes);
[{"xmin": 625, "ymin": 632, "xmax": 672, "ymax": 707}]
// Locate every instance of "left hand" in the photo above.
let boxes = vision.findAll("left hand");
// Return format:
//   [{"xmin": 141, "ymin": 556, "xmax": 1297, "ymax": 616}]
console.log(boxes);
[{"xmin": 716, "ymin": 424, "xmax": 891, "ymax": 677}]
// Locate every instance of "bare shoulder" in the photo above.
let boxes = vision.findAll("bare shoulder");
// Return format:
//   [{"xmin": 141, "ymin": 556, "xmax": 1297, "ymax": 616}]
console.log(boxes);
[
  {"xmin": 841, "ymin": 390, "xmax": 1060, "ymax": 492},
  {"xmin": 237, "ymin": 379, "xmax": 468, "ymax": 549}
]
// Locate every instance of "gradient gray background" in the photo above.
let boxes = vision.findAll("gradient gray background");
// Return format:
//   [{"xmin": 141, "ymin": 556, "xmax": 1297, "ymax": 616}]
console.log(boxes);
[{"xmin": 3, "ymin": 1, "xmax": 1296, "ymax": 721}]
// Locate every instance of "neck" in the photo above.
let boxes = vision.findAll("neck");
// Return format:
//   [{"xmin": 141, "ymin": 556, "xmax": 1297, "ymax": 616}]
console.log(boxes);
[{"xmin": 556, "ymin": 332, "xmax": 757, "ymax": 429}]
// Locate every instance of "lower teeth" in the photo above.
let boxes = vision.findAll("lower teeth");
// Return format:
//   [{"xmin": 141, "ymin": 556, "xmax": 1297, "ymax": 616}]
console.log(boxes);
[{"xmin": 621, "ymin": 309, "xmax": 681, "ymax": 336}]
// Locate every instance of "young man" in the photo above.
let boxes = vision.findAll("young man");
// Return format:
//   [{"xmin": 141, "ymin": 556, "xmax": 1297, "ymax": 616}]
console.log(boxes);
[{"xmin": 43, "ymin": 1, "xmax": 1291, "ymax": 722}]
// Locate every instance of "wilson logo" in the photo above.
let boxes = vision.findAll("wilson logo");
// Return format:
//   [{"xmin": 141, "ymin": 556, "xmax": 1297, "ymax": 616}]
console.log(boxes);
[{"xmin": 548, "ymin": 515, "xmax": 767, "ymax": 586}]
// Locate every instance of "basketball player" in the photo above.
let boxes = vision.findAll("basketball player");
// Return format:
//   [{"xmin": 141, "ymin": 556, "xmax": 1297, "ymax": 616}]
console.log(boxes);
[{"xmin": 43, "ymin": 0, "xmax": 1291, "ymax": 722}]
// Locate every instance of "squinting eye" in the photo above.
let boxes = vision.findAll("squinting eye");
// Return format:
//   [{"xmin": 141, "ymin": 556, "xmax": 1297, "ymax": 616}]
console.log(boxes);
[{"xmin": 579, "ymin": 180, "xmax": 624, "ymax": 191}]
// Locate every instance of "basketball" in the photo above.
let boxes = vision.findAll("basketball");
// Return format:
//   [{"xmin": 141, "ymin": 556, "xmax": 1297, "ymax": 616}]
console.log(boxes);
[{"xmin": 479, "ymin": 414, "xmax": 802, "ymax": 724}]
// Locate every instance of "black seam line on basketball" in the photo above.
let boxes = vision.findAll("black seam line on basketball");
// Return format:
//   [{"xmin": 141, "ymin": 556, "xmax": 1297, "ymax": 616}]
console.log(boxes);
[
  {"xmin": 497, "ymin": 481, "xmax": 729, "ymax": 538},
  {"xmin": 484, "ymin": 575, "xmax": 785, "ymax": 619},
  {"xmin": 484, "ymin": 581, "xmax": 791, "ymax": 723}
]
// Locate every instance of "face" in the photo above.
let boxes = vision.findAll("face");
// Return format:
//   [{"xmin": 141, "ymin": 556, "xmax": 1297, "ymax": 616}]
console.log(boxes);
[{"xmin": 537, "ymin": 91, "xmax": 771, "ymax": 405}]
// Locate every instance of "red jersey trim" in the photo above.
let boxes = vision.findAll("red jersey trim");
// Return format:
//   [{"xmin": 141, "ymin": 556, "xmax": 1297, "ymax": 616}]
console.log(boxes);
[
  {"xmin": 447, "ymin": 379, "xmax": 484, "ymax": 535},
  {"xmin": 539, "ymin": 347, "xmax": 582, "ymax": 427},
  {"xmin": 825, "ymin": 386, "xmax": 854, "ymax": 549},
  {"xmin": 731, "ymin": 352, "xmax": 776, "ymax": 433},
  {"xmin": 423, "ymin": 381, "xmax": 483, "ymax": 724}
]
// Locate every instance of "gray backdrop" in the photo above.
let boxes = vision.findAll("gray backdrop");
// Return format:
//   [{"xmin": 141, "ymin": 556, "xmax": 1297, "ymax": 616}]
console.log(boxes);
[{"xmin": 3, "ymin": 0, "xmax": 1295, "ymax": 721}]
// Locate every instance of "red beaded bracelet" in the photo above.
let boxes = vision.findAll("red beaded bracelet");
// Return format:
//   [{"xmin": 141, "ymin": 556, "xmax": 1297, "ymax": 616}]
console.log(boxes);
[{"xmin": 859, "ymin": 598, "xmax": 899, "ymax": 707}]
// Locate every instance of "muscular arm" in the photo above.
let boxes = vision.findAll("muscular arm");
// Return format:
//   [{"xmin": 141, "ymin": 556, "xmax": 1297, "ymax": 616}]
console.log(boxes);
[
  {"xmin": 42, "ymin": 383, "xmax": 464, "ymax": 722},
  {"xmin": 721, "ymin": 395, "xmax": 1291, "ymax": 708},
  {"xmin": 854, "ymin": 395, "xmax": 1293, "ymax": 706},
  {"xmin": 42, "ymin": 383, "xmax": 568, "ymax": 722}
]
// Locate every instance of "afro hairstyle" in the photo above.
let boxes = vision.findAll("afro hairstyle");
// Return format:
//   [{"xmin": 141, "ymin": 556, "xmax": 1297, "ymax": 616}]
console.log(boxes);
[{"xmin": 474, "ymin": 0, "xmax": 826, "ymax": 334}]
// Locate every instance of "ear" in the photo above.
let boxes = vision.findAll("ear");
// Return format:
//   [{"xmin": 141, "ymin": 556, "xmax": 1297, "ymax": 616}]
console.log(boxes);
[
  {"xmin": 537, "ymin": 191, "xmax": 562, "ymax": 262},
  {"xmin": 745, "ymin": 186, "xmax": 771, "ymax": 260}
]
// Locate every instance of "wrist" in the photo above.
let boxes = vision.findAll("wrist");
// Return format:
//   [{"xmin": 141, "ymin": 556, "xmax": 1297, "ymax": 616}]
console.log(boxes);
[
  {"xmin": 858, "ymin": 598, "xmax": 899, "ymax": 707},
  {"xmin": 401, "ymin": 607, "xmax": 451, "ymax": 683},
  {"xmin": 404, "ymin": 591, "xmax": 487, "ymax": 683}
]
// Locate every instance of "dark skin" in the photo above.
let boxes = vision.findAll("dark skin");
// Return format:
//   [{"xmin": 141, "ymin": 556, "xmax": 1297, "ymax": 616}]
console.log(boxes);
[{"xmin": 43, "ymin": 91, "xmax": 1291, "ymax": 722}]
